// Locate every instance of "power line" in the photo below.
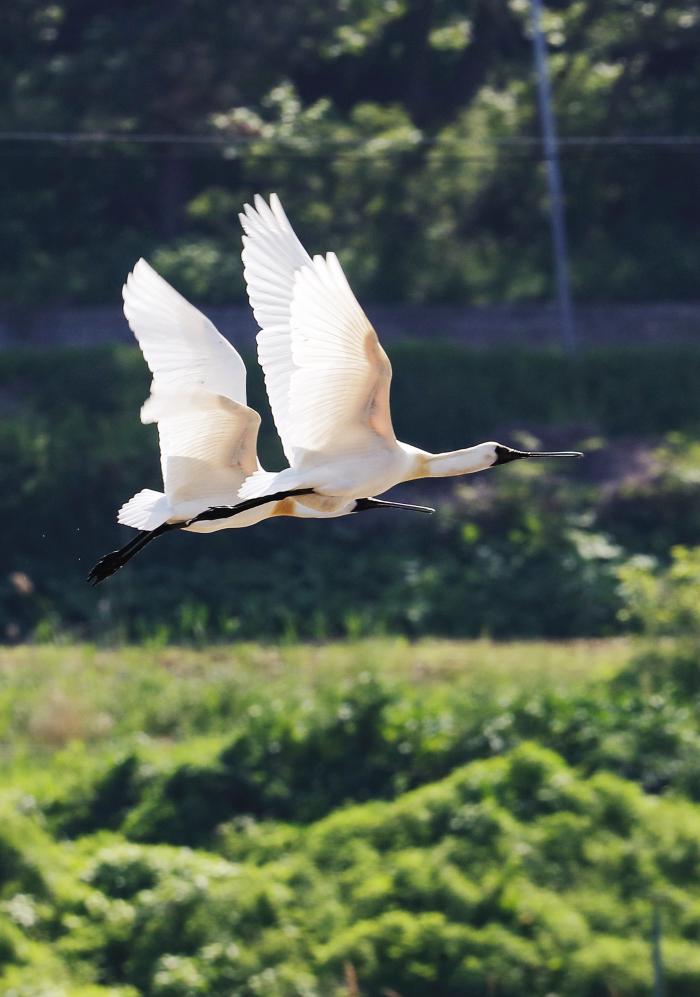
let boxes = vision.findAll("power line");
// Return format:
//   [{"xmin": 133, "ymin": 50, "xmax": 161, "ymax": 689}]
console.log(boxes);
[{"xmin": 0, "ymin": 129, "xmax": 699, "ymax": 148}]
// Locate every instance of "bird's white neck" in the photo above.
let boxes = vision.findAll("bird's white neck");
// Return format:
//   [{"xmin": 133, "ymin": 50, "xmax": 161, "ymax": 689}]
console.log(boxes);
[{"xmin": 414, "ymin": 443, "xmax": 497, "ymax": 479}]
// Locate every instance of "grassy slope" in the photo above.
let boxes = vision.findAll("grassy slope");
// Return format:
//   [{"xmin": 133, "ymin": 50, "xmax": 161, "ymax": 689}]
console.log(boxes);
[{"xmin": 0, "ymin": 638, "xmax": 630, "ymax": 767}]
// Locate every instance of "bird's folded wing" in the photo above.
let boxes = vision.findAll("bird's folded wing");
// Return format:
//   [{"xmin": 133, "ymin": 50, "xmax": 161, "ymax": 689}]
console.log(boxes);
[
  {"xmin": 240, "ymin": 194, "xmax": 312, "ymax": 463},
  {"xmin": 144, "ymin": 389, "xmax": 261, "ymax": 506},
  {"xmin": 241, "ymin": 195, "xmax": 394, "ymax": 464},
  {"xmin": 123, "ymin": 257, "xmax": 248, "ymax": 405}
]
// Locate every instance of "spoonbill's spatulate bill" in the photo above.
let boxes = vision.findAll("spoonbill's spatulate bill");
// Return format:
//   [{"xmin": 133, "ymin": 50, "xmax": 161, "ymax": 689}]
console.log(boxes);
[{"xmin": 88, "ymin": 194, "xmax": 581, "ymax": 585}]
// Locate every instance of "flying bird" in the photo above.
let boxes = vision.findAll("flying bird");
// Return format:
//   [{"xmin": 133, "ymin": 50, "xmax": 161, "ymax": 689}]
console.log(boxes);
[
  {"xmin": 234, "ymin": 194, "xmax": 581, "ymax": 505},
  {"xmin": 88, "ymin": 195, "xmax": 581, "ymax": 584},
  {"xmin": 87, "ymin": 260, "xmax": 430, "ymax": 585}
]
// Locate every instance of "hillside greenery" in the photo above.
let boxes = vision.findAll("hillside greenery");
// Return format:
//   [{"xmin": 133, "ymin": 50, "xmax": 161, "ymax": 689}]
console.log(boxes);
[
  {"xmin": 4, "ymin": 344, "xmax": 700, "ymax": 643},
  {"xmin": 2, "ymin": 0, "xmax": 700, "ymax": 307},
  {"xmin": 3, "ymin": 550, "xmax": 700, "ymax": 995},
  {"xmin": 6, "ymin": 743, "xmax": 700, "ymax": 997}
]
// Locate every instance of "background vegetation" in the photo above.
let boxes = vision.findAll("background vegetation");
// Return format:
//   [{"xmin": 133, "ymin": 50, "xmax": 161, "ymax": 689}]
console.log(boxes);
[
  {"xmin": 4, "ymin": 343, "xmax": 700, "ymax": 642},
  {"xmin": 2, "ymin": 0, "xmax": 700, "ymax": 308},
  {"xmin": 4, "ymin": 1, "xmax": 700, "ymax": 993}
]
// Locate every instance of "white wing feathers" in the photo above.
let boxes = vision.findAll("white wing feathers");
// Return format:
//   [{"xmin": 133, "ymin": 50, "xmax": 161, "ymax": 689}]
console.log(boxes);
[
  {"xmin": 118, "ymin": 489, "xmax": 172, "ymax": 531},
  {"xmin": 240, "ymin": 194, "xmax": 312, "ymax": 464},
  {"xmin": 143, "ymin": 389, "xmax": 260, "ymax": 506},
  {"xmin": 240, "ymin": 194, "xmax": 395, "ymax": 475},
  {"xmin": 288, "ymin": 252, "xmax": 394, "ymax": 456},
  {"xmin": 123, "ymin": 257, "xmax": 247, "ymax": 405},
  {"xmin": 122, "ymin": 259, "xmax": 260, "ymax": 510}
]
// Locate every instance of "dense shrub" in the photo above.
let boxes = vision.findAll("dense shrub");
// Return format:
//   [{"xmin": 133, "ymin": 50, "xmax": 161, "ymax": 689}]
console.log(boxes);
[
  {"xmin": 5, "ymin": 601, "xmax": 700, "ymax": 995},
  {"xmin": 6, "ymin": 746, "xmax": 700, "ymax": 996}
]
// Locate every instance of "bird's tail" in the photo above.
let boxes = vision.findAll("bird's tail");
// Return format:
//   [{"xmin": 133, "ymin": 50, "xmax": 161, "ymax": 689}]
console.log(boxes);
[
  {"xmin": 118, "ymin": 489, "xmax": 172, "ymax": 531},
  {"xmin": 238, "ymin": 469, "xmax": 286, "ymax": 501},
  {"xmin": 87, "ymin": 523, "xmax": 176, "ymax": 586}
]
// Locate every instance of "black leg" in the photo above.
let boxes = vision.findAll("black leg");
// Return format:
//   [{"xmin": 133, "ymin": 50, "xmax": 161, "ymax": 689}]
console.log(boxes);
[{"xmin": 87, "ymin": 522, "xmax": 177, "ymax": 585}]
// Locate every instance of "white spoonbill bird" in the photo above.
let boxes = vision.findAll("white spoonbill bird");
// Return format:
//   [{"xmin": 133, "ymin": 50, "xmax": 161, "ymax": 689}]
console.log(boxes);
[
  {"xmin": 88, "ymin": 260, "xmax": 430, "ymax": 584},
  {"xmin": 233, "ymin": 194, "xmax": 582, "ymax": 506}
]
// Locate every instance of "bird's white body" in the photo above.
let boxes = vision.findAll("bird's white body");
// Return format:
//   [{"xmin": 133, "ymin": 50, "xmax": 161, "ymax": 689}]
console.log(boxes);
[
  {"xmin": 247, "ymin": 440, "xmax": 510, "ymax": 503},
  {"xmin": 269, "ymin": 444, "xmax": 415, "ymax": 499}
]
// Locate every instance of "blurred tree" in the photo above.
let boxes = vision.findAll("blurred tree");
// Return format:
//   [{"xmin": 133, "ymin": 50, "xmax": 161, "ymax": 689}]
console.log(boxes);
[{"xmin": 0, "ymin": 0, "xmax": 699, "ymax": 305}]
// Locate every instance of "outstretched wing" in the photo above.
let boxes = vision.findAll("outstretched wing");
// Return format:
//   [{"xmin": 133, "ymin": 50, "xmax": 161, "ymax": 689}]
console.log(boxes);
[
  {"xmin": 287, "ymin": 251, "xmax": 394, "ymax": 457},
  {"xmin": 240, "ymin": 194, "xmax": 395, "ymax": 465},
  {"xmin": 240, "ymin": 194, "xmax": 312, "ymax": 463},
  {"xmin": 123, "ymin": 257, "xmax": 247, "ymax": 404},
  {"xmin": 123, "ymin": 260, "xmax": 260, "ymax": 506}
]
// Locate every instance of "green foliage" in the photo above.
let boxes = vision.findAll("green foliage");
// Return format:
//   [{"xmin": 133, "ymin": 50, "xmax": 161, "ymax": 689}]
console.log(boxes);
[
  {"xmin": 5, "ymin": 741, "xmax": 700, "ymax": 996},
  {"xmin": 3, "ymin": 623, "xmax": 700, "ymax": 994},
  {"xmin": 0, "ymin": 805, "xmax": 47, "ymax": 900},
  {"xmin": 598, "ymin": 434, "xmax": 700, "ymax": 558},
  {"xmin": 618, "ymin": 544, "xmax": 700, "ymax": 636}
]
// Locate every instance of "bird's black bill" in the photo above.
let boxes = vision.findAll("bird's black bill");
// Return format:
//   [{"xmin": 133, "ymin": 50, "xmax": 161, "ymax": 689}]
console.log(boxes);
[
  {"xmin": 493, "ymin": 446, "xmax": 583, "ymax": 465},
  {"xmin": 525, "ymin": 451, "xmax": 583, "ymax": 458},
  {"xmin": 354, "ymin": 497, "xmax": 435, "ymax": 515}
]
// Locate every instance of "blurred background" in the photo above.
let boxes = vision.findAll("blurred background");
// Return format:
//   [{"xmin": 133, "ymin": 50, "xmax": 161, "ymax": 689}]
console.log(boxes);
[{"xmin": 2, "ymin": 1, "xmax": 700, "ymax": 995}]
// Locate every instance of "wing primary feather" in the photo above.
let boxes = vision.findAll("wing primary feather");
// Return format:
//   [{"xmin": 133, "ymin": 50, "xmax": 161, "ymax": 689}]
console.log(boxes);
[
  {"xmin": 241, "ymin": 195, "xmax": 395, "ymax": 463},
  {"xmin": 122, "ymin": 260, "xmax": 263, "ymax": 508}
]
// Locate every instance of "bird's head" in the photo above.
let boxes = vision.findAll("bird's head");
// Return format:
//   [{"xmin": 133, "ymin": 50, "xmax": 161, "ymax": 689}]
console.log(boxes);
[{"xmin": 491, "ymin": 443, "xmax": 584, "ymax": 466}]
